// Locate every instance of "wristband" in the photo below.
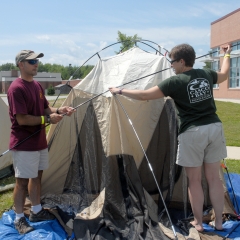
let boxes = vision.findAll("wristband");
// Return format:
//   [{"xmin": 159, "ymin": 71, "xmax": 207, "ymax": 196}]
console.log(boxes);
[
  {"xmin": 224, "ymin": 54, "xmax": 230, "ymax": 58},
  {"xmin": 41, "ymin": 116, "xmax": 45, "ymax": 124},
  {"xmin": 56, "ymin": 108, "xmax": 60, "ymax": 114}
]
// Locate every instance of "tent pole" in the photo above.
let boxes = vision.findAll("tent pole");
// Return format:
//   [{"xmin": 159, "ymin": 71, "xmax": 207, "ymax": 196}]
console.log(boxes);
[
  {"xmin": 0, "ymin": 67, "xmax": 172, "ymax": 158},
  {"xmin": 221, "ymin": 160, "xmax": 240, "ymax": 216},
  {"xmin": 114, "ymin": 95, "xmax": 178, "ymax": 240}
]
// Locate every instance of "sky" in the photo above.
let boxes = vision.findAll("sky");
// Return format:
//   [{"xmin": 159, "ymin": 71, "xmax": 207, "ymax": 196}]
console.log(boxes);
[{"xmin": 0, "ymin": 1, "xmax": 239, "ymax": 70}]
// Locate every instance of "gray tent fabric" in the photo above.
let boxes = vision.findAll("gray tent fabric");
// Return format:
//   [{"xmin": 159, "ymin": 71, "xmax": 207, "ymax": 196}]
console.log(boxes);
[{"xmin": 40, "ymin": 47, "xmax": 236, "ymax": 239}]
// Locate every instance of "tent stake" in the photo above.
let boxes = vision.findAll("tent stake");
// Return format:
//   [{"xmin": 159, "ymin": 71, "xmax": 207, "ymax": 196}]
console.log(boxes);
[{"xmin": 114, "ymin": 95, "xmax": 178, "ymax": 240}]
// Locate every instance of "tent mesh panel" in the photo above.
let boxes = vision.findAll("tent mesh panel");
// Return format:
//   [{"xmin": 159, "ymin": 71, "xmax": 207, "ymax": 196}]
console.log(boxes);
[{"xmin": 42, "ymin": 99, "xmax": 180, "ymax": 239}]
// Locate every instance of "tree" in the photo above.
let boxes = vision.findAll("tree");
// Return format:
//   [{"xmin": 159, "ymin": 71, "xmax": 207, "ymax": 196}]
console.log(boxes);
[
  {"xmin": 0, "ymin": 63, "xmax": 18, "ymax": 71},
  {"xmin": 116, "ymin": 31, "xmax": 142, "ymax": 54},
  {"xmin": 47, "ymin": 85, "xmax": 55, "ymax": 95},
  {"xmin": 203, "ymin": 62, "xmax": 211, "ymax": 69},
  {"xmin": 0, "ymin": 62, "xmax": 94, "ymax": 80}
]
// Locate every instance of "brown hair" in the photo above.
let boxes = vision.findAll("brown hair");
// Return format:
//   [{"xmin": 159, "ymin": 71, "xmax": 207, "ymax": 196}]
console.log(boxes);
[{"xmin": 169, "ymin": 44, "xmax": 196, "ymax": 67}]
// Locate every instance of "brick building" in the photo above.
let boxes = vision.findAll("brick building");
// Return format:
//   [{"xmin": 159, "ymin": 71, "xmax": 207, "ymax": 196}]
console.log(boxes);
[
  {"xmin": 0, "ymin": 70, "xmax": 62, "ymax": 94},
  {"xmin": 210, "ymin": 8, "xmax": 240, "ymax": 99}
]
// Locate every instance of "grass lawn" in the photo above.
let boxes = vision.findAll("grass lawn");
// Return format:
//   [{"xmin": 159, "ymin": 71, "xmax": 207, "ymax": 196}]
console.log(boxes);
[
  {"xmin": 215, "ymin": 101, "xmax": 240, "ymax": 147},
  {"xmin": 0, "ymin": 100, "xmax": 240, "ymax": 217}
]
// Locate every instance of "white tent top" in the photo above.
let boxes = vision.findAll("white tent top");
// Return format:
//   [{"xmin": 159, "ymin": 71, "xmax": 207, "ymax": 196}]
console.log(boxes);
[{"xmin": 75, "ymin": 47, "xmax": 174, "ymax": 96}]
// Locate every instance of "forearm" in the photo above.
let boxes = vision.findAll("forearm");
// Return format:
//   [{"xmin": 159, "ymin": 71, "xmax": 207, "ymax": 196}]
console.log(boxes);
[
  {"xmin": 16, "ymin": 106, "xmax": 74, "ymax": 126},
  {"xmin": 220, "ymin": 55, "xmax": 230, "ymax": 75},
  {"xmin": 16, "ymin": 114, "xmax": 44, "ymax": 126},
  {"xmin": 121, "ymin": 89, "xmax": 147, "ymax": 100},
  {"xmin": 45, "ymin": 107, "xmax": 57, "ymax": 115},
  {"xmin": 109, "ymin": 86, "xmax": 165, "ymax": 100},
  {"xmin": 217, "ymin": 45, "xmax": 231, "ymax": 84}
]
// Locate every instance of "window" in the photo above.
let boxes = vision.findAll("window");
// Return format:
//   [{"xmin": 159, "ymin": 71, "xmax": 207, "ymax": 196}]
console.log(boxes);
[
  {"xmin": 229, "ymin": 41, "xmax": 240, "ymax": 88},
  {"xmin": 212, "ymin": 61, "xmax": 220, "ymax": 88},
  {"xmin": 211, "ymin": 47, "xmax": 220, "ymax": 88},
  {"xmin": 211, "ymin": 47, "xmax": 220, "ymax": 57},
  {"xmin": 229, "ymin": 57, "xmax": 240, "ymax": 88},
  {"xmin": 231, "ymin": 41, "xmax": 240, "ymax": 51}
]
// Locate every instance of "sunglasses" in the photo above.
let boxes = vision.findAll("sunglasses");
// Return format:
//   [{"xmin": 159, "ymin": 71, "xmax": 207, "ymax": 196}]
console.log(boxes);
[
  {"xmin": 24, "ymin": 59, "xmax": 39, "ymax": 65},
  {"xmin": 170, "ymin": 59, "xmax": 180, "ymax": 64}
]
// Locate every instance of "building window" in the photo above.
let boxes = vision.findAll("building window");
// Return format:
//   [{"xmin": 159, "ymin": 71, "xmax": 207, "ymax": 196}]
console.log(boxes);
[
  {"xmin": 229, "ymin": 41, "xmax": 240, "ymax": 88},
  {"xmin": 232, "ymin": 41, "xmax": 240, "ymax": 51},
  {"xmin": 211, "ymin": 47, "xmax": 220, "ymax": 58},
  {"xmin": 229, "ymin": 57, "xmax": 240, "ymax": 88},
  {"xmin": 211, "ymin": 47, "xmax": 220, "ymax": 88}
]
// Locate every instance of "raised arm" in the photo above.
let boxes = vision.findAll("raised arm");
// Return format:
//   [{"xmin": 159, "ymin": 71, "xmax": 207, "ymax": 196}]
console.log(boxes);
[
  {"xmin": 217, "ymin": 44, "xmax": 231, "ymax": 84},
  {"xmin": 109, "ymin": 86, "xmax": 165, "ymax": 100}
]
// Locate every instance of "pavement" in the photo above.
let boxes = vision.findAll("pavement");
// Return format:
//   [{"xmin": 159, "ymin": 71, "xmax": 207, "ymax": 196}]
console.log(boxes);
[
  {"xmin": 215, "ymin": 98, "xmax": 240, "ymax": 104},
  {"xmin": 0, "ymin": 94, "xmax": 66, "ymax": 105},
  {"xmin": 1, "ymin": 94, "xmax": 240, "ymax": 159},
  {"xmin": 226, "ymin": 146, "xmax": 240, "ymax": 160}
]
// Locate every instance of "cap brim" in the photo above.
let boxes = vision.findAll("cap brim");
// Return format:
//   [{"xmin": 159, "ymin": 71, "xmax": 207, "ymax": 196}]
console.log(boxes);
[{"xmin": 25, "ymin": 53, "xmax": 44, "ymax": 60}]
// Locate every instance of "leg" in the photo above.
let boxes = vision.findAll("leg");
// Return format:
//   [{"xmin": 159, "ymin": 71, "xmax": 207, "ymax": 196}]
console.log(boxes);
[
  {"xmin": 13, "ymin": 177, "xmax": 35, "ymax": 234},
  {"xmin": 204, "ymin": 161, "xmax": 224, "ymax": 230},
  {"xmin": 28, "ymin": 170, "xmax": 43, "ymax": 206},
  {"xmin": 185, "ymin": 166, "xmax": 204, "ymax": 232},
  {"xmin": 28, "ymin": 169, "xmax": 55, "ymax": 222},
  {"xmin": 13, "ymin": 178, "xmax": 29, "ymax": 214}
]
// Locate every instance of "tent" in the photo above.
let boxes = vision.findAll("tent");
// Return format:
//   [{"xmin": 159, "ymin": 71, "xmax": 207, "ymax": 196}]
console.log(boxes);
[
  {"xmin": 40, "ymin": 47, "xmax": 237, "ymax": 239},
  {"xmin": 0, "ymin": 97, "xmax": 12, "ymax": 178}
]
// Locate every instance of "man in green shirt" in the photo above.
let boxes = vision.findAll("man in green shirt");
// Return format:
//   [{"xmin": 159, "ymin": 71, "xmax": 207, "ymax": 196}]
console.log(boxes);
[{"xmin": 109, "ymin": 43, "xmax": 231, "ymax": 232}]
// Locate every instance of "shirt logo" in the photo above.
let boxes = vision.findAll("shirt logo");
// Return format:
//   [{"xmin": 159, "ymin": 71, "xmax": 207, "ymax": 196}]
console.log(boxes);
[
  {"xmin": 39, "ymin": 91, "xmax": 44, "ymax": 99},
  {"xmin": 187, "ymin": 78, "xmax": 212, "ymax": 103}
]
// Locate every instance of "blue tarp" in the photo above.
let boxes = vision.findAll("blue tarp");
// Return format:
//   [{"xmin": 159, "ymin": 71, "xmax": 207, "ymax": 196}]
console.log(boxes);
[
  {"xmin": 224, "ymin": 173, "xmax": 240, "ymax": 215},
  {"xmin": 0, "ymin": 210, "xmax": 70, "ymax": 240},
  {"xmin": 0, "ymin": 172, "xmax": 240, "ymax": 239}
]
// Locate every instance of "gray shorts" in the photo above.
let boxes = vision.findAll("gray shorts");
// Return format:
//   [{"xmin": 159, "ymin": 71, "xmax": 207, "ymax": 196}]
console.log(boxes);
[
  {"xmin": 11, "ymin": 148, "xmax": 49, "ymax": 178},
  {"xmin": 176, "ymin": 122, "xmax": 227, "ymax": 167}
]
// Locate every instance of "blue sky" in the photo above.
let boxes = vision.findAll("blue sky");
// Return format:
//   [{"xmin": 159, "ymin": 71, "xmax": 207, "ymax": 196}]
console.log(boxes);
[{"xmin": 0, "ymin": 1, "xmax": 239, "ymax": 69}]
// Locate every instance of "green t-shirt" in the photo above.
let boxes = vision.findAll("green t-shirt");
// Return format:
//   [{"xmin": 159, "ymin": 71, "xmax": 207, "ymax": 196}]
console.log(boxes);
[{"xmin": 158, "ymin": 68, "xmax": 220, "ymax": 134}]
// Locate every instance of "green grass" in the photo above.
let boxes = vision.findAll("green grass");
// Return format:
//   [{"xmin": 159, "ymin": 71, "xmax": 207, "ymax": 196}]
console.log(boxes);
[
  {"xmin": 1, "ymin": 100, "xmax": 240, "ymax": 218},
  {"xmin": 215, "ymin": 101, "xmax": 240, "ymax": 147},
  {"xmin": 0, "ymin": 175, "xmax": 15, "ymax": 216},
  {"xmin": 0, "ymin": 190, "xmax": 14, "ymax": 216},
  {"xmin": 225, "ymin": 159, "xmax": 240, "ymax": 174}
]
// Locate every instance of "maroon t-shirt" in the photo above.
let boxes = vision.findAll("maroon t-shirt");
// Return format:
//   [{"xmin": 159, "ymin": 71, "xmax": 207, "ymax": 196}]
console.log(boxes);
[{"xmin": 7, "ymin": 78, "xmax": 49, "ymax": 151}]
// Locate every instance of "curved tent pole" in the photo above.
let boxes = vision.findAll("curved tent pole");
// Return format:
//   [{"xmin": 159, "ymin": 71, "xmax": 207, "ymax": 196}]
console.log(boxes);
[
  {"xmin": 51, "ymin": 39, "xmax": 168, "ymax": 106},
  {"xmin": 53, "ymin": 39, "xmax": 234, "ymax": 107},
  {"xmin": 114, "ymin": 94, "xmax": 178, "ymax": 240},
  {"xmin": 195, "ymin": 43, "xmax": 237, "ymax": 59},
  {"xmin": 0, "ymin": 67, "xmax": 171, "ymax": 158},
  {"xmin": 51, "ymin": 41, "xmax": 238, "ymax": 107},
  {"xmin": 2, "ymin": 40, "xmax": 231, "ymax": 156}
]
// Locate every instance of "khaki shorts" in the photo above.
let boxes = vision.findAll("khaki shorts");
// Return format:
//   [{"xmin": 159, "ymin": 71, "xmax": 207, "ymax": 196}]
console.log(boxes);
[
  {"xmin": 11, "ymin": 148, "xmax": 49, "ymax": 178},
  {"xmin": 176, "ymin": 122, "xmax": 227, "ymax": 167}
]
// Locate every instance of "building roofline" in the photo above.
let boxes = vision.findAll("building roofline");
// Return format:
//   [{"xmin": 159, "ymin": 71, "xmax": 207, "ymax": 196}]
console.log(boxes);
[{"xmin": 211, "ymin": 8, "xmax": 240, "ymax": 25}]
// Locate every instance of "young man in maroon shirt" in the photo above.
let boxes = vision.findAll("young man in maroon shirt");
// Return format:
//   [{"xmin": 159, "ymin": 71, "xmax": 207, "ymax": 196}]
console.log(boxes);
[{"xmin": 7, "ymin": 50, "xmax": 75, "ymax": 234}]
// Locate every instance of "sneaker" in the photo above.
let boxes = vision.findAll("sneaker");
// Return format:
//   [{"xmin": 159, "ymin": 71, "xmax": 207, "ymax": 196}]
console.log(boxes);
[
  {"xmin": 15, "ymin": 217, "xmax": 34, "ymax": 234},
  {"xmin": 29, "ymin": 208, "xmax": 55, "ymax": 222}
]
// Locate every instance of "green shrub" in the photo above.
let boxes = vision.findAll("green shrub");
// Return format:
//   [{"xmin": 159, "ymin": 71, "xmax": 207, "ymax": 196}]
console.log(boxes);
[{"xmin": 47, "ymin": 85, "xmax": 55, "ymax": 96}]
